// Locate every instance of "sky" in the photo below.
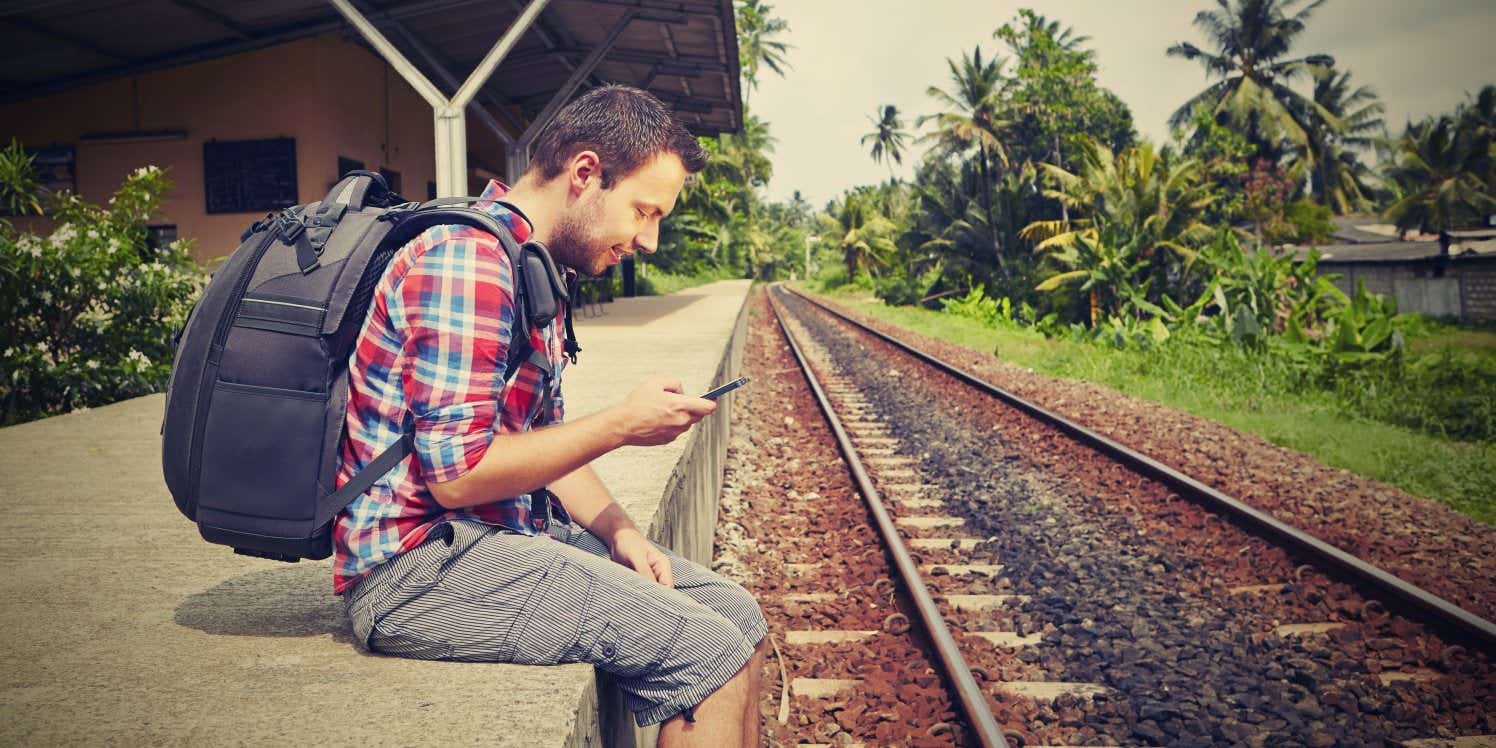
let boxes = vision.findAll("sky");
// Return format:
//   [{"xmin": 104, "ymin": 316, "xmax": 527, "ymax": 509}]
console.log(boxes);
[{"xmin": 749, "ymin": 0, "xmax": 1496, "ymax": 207}]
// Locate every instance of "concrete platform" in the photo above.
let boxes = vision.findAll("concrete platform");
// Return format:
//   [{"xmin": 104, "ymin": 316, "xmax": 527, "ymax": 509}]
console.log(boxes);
[{"xmin": 0, "ymin": 280, "xmax": 752, "ymax": 747}]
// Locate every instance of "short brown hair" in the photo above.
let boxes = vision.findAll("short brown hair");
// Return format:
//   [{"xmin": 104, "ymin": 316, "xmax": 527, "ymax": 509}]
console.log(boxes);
[{"xmin": 527, "ymin": 84, "xmax": 708, "ymax": 187}]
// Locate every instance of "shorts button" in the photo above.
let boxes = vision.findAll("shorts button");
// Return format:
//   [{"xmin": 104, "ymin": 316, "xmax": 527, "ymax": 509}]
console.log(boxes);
[{"xmin": 601, "ymin": 644, "xmax": 616, "ymax": 658}]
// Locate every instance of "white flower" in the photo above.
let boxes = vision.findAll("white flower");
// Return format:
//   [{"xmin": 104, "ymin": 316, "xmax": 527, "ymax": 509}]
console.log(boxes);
[
  {"xmin": 3, "ymin": 347, "xmax": 12, "ymax": 357},
  {"xmin": 36, "ymin": 342, "xmax": 49, "ymax": 353},
  {"xmin": 86, "ymin": 360, "xmax": 101, "ymax": 370},
  {"xmin": 48, "ymin": 223, "xmax": 76, "ymax": 249},
  {"xmin": 38, "ymin": 290, "xmax": 51, "ymax": 303},
  {"xmin": 127, "ymin": 349, "xmax": 151, "ymax": 366},
  {"xmin": 133, "ymin": 165, "xmax": 160, "ymax": 178}
]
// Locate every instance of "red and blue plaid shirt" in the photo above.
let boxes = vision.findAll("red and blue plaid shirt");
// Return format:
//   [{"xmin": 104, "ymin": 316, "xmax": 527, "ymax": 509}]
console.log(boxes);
[{"xmin": 332, "ymin": 180, "xmax": 569, "ymax": 594}]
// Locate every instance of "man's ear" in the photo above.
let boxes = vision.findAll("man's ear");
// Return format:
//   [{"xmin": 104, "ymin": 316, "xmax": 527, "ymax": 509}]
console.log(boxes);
[{"xmin": 568, "ymin": 150, "xmax": 602, "ymax": 196}]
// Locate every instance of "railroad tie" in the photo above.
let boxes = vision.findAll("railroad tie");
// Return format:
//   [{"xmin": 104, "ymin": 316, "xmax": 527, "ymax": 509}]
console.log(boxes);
[
  {"xmin": 1228, "ymin": 583, "xmax": 1288, "ymax": 595},
  {"xmin": 907, "ymin": 538, "xmax": 982, "ymax": 551},
  {"xmin": 946, "ymin": 594, "xmax": 1028, "ymax": 612},
  {"xmin": 894, "ymin": 516, "xmax": 965, "ymax": 529},
  {"xmin": 967, "ymin": 631, "xmax": 1043, "ymax": 648},
  {"xmin": 1273, "ymin": 622, "xmax": 1346, "ymax": 637},
  {"xmin": 1399, "ymin": 737, "xmax": 1496, "ymax": 747},
  {"xmin": 790, "ymin": 678, "xmax": 862, "ymax": 698},
  {"xmin": 783, "ymin": 630, "xmax": 879, "ymax": 645},
  {"xmin": 920, "ymin": 563, "xmax": 1004, "ymax": 576},
  {"xmin": 995, "ymin": 681, "xmax": 1110, "ymax": 701},
  {"xmin": 1377, "ymin": 669, "xmax": 1443, "ymax": 686},
  {"xmin": 781, "ymin": 592, "xmax": 838, "ymax": 603}
]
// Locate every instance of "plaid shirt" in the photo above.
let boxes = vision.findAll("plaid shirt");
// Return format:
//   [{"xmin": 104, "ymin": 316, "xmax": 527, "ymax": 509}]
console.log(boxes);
[{"xmin": 332, "ymin": 180, "xmax": 569, "ymax": 594}]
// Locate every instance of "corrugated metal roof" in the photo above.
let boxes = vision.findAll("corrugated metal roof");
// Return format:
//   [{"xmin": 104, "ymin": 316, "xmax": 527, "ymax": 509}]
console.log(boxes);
[{"xmin": 0, "ymin": 0, "xmax": 742, "ymax": 135}]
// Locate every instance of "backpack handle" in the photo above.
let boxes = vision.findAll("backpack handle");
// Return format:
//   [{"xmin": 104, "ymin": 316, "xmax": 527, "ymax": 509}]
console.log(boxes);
[{"xmin": 325, "ymin": 170, "xmax": 392, "ymax": 212}]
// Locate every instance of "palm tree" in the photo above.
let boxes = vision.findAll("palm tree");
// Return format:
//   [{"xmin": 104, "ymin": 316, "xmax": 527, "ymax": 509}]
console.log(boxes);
[
  {"xmin": 861, "ymin": 105, "xmax": 911, "ymax": 181},
  {"xmin": 1166, "ymin": 0, "xmax": 1336, "ymax": 152},
  {"xmin": 819, "ymin": 190, "xmax": 898, "ymax": 279},
  {"xmin": 1294, "ymin": 67, "xmax": 1383, "ymax": 213},
  {"xmin": 735, "ymin": 0, "xmax": 792, "ymax": 103},
  {"xmin": 1022, "ymin": 140, "xmax": 1215, "ymax": 325},
  {"xmin": 919, "ymin": 47, "xmax": 1011, "ymax": 272},
  {"xmin": 1383, "ymin": 116, "xmax": 1496, "ymax": 235},
  {"xmin": 1010, "ymin": 10, "xmax": 1091, "ymax": 53}
]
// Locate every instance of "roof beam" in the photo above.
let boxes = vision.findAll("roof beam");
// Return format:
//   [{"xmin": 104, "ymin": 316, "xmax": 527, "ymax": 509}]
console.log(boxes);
[
  {"xmin": 389, "ymin": 21, "xmax": 518, "ymax": 145},
  {"xmin": 0, "ymin": 0, "xmax": 493, "ymax": 102},
  {"xmin": 518, "ymin": 10, "xmax": 636, "ymax": 146},
  {"xmin": 504, "ymin": 46, "xmax": 728, "ymax": 72},
  {"xmin": 2, "ymin": 14, "xmax": 130, "ymax": 61},
  {"xmin": 168, "ymin": 0, "xmax": 256, "ymax": 40}
]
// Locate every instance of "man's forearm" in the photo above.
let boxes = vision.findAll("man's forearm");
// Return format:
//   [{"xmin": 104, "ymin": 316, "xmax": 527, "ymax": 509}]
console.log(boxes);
[
  {"xmin": 549, "ymin": 465, "xmax": 638, "ymax": 545},
  {"xmin": 426, "ymin": 409, "xmax": 625, "ymax": 509}
]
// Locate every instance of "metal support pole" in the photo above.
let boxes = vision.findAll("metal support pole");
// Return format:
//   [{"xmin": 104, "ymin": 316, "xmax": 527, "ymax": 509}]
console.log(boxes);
[
  {"xmin": 517, "ymin": 11, "xmax": 636, "ymax": 149},
  {"xmin": 330, "ymin": 0, "xmax": 549, "ymax": 197}
]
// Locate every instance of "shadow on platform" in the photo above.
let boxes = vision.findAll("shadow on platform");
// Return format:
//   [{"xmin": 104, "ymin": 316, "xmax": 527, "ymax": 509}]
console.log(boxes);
[{"xmin": 175, "ymin": 563, "xmax": 357, "ymax": 645}]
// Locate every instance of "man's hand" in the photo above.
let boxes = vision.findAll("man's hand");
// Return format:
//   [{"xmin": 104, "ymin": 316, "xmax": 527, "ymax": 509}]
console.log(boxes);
[
  {"xmin": 609, "ymin": 527, "xmax": 674, "ymax": 587},
  {"xmin": 610, "ymin": 376, "xmax": 717, "ymax": 447}
]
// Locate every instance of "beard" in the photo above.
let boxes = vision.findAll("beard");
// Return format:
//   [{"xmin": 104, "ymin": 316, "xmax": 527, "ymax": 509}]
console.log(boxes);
[{"xmin": 546, "ymin": 190, "xmax": 613, "ymax": 276}]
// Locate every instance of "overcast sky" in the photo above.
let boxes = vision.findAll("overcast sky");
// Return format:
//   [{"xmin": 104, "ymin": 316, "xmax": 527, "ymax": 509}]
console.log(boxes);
[{"xmin": 749, "ymin": 0, "xmax": 1496, "ymax": 207}]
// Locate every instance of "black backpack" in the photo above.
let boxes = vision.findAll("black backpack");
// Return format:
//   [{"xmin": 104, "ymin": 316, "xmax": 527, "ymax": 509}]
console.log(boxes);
[{"xmin": 161, "ymin": 171, "xmax": 577, "ymax": 562}]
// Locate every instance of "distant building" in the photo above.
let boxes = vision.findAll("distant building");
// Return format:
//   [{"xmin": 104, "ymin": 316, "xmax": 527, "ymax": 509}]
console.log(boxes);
[{"xmin": 1289, "ymin": 217, "xmax": 1496, "ymax": 322}]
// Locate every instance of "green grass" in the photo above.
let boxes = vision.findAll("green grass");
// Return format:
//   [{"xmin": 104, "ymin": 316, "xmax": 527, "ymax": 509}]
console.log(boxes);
[{"xmin": 809, "ymin": 285, "xmax": 1495, "ymax": 525}]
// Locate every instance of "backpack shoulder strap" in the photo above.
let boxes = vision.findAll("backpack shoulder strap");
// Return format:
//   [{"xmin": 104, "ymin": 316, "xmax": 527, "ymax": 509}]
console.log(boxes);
[{"xmin": 323, "ymin": 206, "xmax": 535, "ymax": 514}]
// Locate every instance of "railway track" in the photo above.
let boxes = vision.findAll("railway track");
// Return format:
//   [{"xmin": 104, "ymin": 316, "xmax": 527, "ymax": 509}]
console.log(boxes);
[{"xmin": 747, "ymin": 284, "xmax": 1494, "ymax": 746}]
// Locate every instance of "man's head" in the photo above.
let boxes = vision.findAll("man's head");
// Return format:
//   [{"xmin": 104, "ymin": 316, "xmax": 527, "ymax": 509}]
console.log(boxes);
[{"xmin": 521, "ymin": 85, "xmax": 708, "ymax": 275}]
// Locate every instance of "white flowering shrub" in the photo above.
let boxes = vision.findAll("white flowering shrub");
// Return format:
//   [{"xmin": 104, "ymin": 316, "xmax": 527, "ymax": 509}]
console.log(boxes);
[{"xmin": 0, "ymin": 141, "xmax": 204, "ymax": 425}]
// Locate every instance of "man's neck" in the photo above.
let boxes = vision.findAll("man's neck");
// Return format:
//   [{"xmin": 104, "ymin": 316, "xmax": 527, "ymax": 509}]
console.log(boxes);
[{"xmin": 500, "ymin": 175, "xmax": 559, "ymax": 245}]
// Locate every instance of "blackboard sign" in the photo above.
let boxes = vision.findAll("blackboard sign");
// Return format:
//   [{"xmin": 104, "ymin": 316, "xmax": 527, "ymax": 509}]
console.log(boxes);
[{"xmin": 204, "ymin": 138, "xmax": 297, "ymax": 214}]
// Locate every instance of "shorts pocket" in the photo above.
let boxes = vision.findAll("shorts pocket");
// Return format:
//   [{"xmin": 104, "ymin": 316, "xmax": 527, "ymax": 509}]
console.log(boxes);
[
  {"xmin": 507, "ymin": 559, "xmax": 594, "ymax": 666},
  {"xmin": 591, "ymin": 597, "xmax": 686, "ymax": 680}
]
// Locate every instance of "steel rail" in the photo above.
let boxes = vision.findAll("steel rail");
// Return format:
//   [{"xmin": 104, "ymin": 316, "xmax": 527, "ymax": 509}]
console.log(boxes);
[
  {"xmin": 783, "ymin": 285, "xmax": 1496, "ymax": 655},
  {"xmin": 767, "ymin": 287, "xmax": 1010, "ymax": 748}
]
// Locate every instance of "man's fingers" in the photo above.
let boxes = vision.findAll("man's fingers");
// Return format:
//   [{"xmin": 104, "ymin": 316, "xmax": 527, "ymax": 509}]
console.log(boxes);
[{"xmin": 650, "ymin": 551, "xmax": 674, "ymax": 587}]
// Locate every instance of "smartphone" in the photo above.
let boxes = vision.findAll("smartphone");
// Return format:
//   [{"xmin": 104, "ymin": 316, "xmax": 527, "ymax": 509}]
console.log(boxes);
[{"xmin": 700, "ymin": 376, "xmax": 750, "ymax": 401}]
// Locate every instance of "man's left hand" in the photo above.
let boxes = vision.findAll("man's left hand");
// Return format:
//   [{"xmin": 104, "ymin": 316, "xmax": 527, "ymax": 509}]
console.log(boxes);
[{"xmin": 610, "ymin": 528, "xmax": 674, "ymax": 587}]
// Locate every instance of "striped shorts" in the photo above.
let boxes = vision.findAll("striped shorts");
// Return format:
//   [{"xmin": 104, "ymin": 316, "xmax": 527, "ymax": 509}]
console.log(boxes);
[{"xmin": 343, "ymin": 519, "xmax": 766, "ymax": 726}]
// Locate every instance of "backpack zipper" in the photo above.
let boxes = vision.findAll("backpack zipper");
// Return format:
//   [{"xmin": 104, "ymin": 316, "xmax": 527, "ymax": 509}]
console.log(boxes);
[{"xmin": 184, "ymin": 227, "xmax": 281, "ymax": 516}]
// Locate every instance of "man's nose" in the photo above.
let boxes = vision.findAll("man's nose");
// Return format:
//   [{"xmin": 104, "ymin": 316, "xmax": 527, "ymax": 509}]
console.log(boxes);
[{"xmin": 634, "ymin": 225, "xmax": 659, "ymax": 255}]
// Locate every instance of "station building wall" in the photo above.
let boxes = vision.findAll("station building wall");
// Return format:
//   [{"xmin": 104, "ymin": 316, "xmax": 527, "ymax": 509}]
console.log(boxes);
[{"xmin": 0, "ymin": 32, "xmax": 510, "ymax": 262}]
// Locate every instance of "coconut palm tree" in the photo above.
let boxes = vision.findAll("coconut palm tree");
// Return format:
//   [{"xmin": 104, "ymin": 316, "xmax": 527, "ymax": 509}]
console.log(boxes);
[
  {"xmin": 1166, "ymin": 0, "xmax": 1336, "ymax": 152},
  {"xmin": 735, "ymin": 0, "xmax": 792, "ymax": 103},
  {"xmin": 1383, "ymin": 115, "xmax": 1496, "ymax": 235},
  {"xmin": 861, "ymin": 104, "xmax": 911, "ymax": 181},
  {"xmin": 819, "ymin": 190, "xmax": 898, "ymax": 279},
  {"xmin": 1292, "ymin": 67, "xmax": 1383, "ymax": 213},
  {"xmin": 919, "ymin": 47, "xmax": 1011, "ymax": 272}
]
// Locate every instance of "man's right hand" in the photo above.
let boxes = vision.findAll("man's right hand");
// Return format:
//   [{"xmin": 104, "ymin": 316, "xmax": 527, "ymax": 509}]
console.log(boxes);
[{"xmin": 611, "ymin": 376, "xmax": 717, "ymax": 447}]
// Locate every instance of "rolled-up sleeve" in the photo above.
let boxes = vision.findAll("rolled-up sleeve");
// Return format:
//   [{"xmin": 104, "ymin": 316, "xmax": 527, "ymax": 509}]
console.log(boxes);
[{"xmin": 390, "ymin": 234, "xmax": 516, "ymax": 483}]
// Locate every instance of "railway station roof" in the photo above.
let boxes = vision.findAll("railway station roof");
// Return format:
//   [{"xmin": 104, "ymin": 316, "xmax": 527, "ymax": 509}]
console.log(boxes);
[{"xmin": 0, "ymin": 0, "xmax": 743, "ymax": 136}]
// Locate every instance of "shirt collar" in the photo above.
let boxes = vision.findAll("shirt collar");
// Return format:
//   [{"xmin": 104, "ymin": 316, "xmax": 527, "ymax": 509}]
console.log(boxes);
[{"xmin": 473, "ymin": 179, "xmax": 533, "ymax": 243}]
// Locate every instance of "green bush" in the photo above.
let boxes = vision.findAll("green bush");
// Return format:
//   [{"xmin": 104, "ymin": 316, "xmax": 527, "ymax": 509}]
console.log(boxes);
[
  {"xmin": 1285, "ymin": 198, "xmax": 1334, "ymax": 244},
  {"xmin": 0, "ymin": 141, "xmax": 202, "ymax": 425}
]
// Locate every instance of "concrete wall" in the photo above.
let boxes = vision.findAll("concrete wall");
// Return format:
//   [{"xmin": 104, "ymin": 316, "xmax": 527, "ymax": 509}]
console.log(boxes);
[
  {"xmin": 1322, "ymin": 261, "xmax": 1496, "ymax": 322},
  {"xmin": 598, "ymin": 296, "xmax": 750, "ymax": 748},
  {"xmin": 0, "ymin": 32, "xmax": 508, "ymax": 262}
]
